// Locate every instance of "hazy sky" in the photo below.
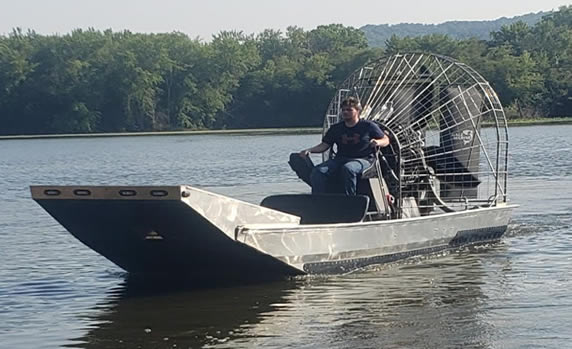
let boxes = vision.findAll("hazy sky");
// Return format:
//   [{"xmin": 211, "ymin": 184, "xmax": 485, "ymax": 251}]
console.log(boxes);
[{"xmin": 0, "ymin": 0, "xmax": 568, "ymax": 39}]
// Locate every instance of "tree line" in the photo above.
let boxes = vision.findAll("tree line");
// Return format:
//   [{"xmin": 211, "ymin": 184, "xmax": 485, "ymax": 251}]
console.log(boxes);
[{"xmin": 0, "ymin": 6, "xmax": 570, "ymax": 135}]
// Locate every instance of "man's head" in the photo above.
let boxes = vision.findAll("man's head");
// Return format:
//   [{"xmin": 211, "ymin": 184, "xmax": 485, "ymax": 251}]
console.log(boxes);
[{"xmin": 340, "ymin": 97, "xmax": 361, "ymax": 123}]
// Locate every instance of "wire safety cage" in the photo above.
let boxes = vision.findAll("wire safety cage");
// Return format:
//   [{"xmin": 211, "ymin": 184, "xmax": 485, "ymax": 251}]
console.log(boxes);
[{"xmin": 323, "ymin": 53, "xmax": 509, "ymax": 217}]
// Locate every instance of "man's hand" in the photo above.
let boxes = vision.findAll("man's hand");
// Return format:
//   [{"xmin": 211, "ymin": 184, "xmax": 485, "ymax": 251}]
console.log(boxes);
[{"xmin": 299, "ymin": 149, "xmax": 310, "ymax": 157}]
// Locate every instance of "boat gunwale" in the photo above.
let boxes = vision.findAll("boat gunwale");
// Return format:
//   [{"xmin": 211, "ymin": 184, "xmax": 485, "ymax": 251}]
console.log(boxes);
[{"xmin": 238, "ymin": 204, "xmax": 518, "ymax": 232}]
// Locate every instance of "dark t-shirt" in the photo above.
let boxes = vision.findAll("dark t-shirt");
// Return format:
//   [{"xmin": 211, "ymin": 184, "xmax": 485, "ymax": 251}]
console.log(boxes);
[{"xmin": 322, "ymin": 120, "xmax": 384, "ymax": 159}]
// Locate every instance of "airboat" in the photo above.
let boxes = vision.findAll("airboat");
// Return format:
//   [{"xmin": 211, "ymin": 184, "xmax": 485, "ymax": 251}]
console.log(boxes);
[{"xmin": 31, "ymin": 53, "xmax": 516, "ymax": 279}]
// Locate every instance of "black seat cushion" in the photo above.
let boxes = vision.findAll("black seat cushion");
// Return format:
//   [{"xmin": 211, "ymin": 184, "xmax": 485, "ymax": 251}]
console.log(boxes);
[{"xmin": 260, "ymin": 194, "xmax": 369, "ymax": 224}]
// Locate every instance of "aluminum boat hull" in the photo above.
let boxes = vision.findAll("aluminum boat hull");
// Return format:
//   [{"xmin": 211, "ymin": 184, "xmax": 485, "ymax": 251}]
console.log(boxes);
[{"xmin": 31, "ymin": 185, "xmax": 515, "ymax": 278}]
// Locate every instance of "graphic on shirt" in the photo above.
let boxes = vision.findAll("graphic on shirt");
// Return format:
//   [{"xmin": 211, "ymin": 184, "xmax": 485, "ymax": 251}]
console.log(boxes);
[{"xmin": 341, "ymin": 133, "xmax": 360, "ymax": 144}]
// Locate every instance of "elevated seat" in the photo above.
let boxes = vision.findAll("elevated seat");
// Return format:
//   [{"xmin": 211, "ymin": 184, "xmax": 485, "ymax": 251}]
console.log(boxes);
[
  {"xmin": 260, "ymin": 194, "xmax": 369, "ymax": 224},
  {"xmin": 288, "ymin": 152, "xmax": 394, "ymax": 220}
]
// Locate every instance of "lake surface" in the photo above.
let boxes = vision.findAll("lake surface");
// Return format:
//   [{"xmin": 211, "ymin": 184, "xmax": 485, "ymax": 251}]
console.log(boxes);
[{"xmin": 0, "ymin": 125, "xmax": 570, "ymax": 348}]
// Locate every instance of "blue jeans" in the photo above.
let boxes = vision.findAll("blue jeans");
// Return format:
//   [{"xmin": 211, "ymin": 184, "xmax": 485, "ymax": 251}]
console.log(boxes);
[{"xmin": 310, "ymin": 157, "xmax": 372, "ymax": 195}]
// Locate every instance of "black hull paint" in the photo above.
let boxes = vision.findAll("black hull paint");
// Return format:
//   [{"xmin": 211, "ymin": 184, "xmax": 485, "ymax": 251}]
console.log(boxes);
[{"xmin": 36, "ymin": 199, "xmax": 303, "ymax": 281}]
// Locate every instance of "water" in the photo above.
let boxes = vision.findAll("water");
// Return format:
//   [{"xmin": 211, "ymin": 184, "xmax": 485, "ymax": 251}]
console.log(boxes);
[{"xmin": 0, "ymin": 125, "xmax": 571, "ymax": 348}]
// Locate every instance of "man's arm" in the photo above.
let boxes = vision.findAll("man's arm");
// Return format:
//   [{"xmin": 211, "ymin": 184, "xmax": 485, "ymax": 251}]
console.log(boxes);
[
  {"xmin": 370, "ymin": 134, "xmax": 390, "ymax": 148},
  {"xmin": 299, "ymin": 142, "xmax": 331, "ymax": 157},
  {"xmin": 369, "ymin": 122, "xmax": 390, "ymax": 148}
]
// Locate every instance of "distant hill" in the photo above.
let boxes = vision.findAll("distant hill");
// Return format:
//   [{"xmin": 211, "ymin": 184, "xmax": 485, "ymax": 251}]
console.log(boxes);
[{"xmin": 361, "ymin": 11, "xmax": 549, "ymax": 47}]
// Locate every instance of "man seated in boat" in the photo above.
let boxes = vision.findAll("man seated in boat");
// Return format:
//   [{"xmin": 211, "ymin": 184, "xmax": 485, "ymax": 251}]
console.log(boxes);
[{"xmin": 299, "ymin": 97, "xmax": 390, "ymax": 195}]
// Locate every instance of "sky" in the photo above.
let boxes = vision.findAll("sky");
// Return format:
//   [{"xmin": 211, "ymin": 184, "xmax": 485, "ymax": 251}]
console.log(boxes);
[{"xmin": 0, "ymin": 0, "xmax": 568, "ymax": 39}]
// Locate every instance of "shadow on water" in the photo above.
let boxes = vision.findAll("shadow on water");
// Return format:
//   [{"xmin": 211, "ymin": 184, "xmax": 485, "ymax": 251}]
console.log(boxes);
[{"xmin": 65, "ymin": 243, "xmax": 513, "ymax": 349}]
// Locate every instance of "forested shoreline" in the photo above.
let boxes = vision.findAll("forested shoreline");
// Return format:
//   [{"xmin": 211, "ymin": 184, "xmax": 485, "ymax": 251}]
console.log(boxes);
[{"xmin": 0, "ymin": 6, "xmax": 570, "ymax": 135}]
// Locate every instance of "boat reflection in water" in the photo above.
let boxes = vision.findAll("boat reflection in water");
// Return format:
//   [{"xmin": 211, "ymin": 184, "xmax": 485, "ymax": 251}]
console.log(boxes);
[
  {"xmin": 69, "ymin": 277, "xmax": 297, "ymax": 348},
  {"xmin": 72, "ymin": 244, "xmax": 510, "ymax": 348}
]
